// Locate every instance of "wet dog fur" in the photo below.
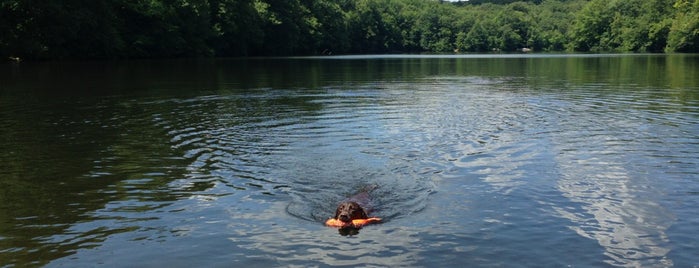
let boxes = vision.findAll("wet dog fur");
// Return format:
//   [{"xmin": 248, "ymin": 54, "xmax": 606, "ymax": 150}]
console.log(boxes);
[
  {"xmin": 334, "ymin": 201, "xmax": 368, "ymax": 223},
  {"xmin": 333, "ymin": 185, "xmax": 376, "ymax": 224}
]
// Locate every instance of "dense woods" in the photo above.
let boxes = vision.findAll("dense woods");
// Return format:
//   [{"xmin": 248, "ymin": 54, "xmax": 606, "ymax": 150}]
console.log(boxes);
[{"xmin": 1, "ymin": 0, "xmax": 698, "ymax": 59}]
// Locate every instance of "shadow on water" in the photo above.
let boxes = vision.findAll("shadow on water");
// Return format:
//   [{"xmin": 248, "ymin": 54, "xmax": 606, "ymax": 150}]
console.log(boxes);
[{"xmin": 0, "ymin": 94, "xmax": 191, "ymax": 265}]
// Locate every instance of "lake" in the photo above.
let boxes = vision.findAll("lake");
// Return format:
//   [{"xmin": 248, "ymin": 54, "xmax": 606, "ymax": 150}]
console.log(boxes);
[{"xmin": 1, "ymin": 54, "xmax": 698, "ymax": 267}]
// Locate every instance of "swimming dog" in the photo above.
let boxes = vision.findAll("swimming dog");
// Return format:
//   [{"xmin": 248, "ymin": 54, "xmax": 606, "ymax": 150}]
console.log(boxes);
[{"xmin": 326, "ymin": 185, "xmax": 381, "ymax": 229}]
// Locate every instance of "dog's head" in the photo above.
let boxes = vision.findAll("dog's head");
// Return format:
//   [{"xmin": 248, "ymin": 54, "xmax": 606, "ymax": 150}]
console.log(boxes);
[{"xmin": 334, "ymin": 201, "xmax": 368, "ymax": 223}]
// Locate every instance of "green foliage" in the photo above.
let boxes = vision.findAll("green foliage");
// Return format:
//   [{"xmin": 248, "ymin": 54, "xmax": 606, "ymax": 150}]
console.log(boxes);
[
  {"xmin": 532, "ymin": 0, "xmax": 584, "ymax": 51},
  {"xmin": 569, "ymin": 0, "xmax": 685, "ymax": 52},
  {"xmin": 666, "ymin": 0, "xmax": 699, "ymax": 52},
  {"xmin": 0, "ymin": 0, "xmax": 696, "ymax": 59},
  {"xmin": 208, "ymin": 0, "xmax": 265, "ymax": 56},
  {"xmin": 568, "ymin": 0, "xmax": 612, "ymax": 51},
  {"xmin": 0, "ymin": 0, "xmax": 123, "ymax": 59}
]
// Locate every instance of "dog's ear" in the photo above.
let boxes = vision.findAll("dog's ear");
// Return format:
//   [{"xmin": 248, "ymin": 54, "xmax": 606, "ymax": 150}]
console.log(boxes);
[
  {"xmin": 352, "ymin": 207, "xmax": 368, "ymax": 219},
  {"xmin": 360, "ymin": 209, "xmax": 368, "ymax": 219},
  {"xmin": 334, "ymin": 205, "xmax": 342, "ymax": 219}
]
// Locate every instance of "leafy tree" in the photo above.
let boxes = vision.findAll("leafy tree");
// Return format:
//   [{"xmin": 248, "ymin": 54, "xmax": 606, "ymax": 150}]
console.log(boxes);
[
  {"xmin": 257, "ymin": 0, "xmax": 307, "ymax": 55},
  {"xmin": 639, "ymin": 0, "xmax": 674, "ymax": 52},
  {"xmin": 666, "ymin": 0, "xmax": 699, "ymax": 52},
  {"xmin": 534, "ymin": 0, "xmax": 583, "ymax": 51},
  {"xmin": 1, "ymin": 0, "xmax": 697, "ymax": 59},
  {"xmin": 345, "ymin": 0, "xmax": 405, "ymax": 53},
  {"xmin": 0, "ymin": 0, "xmax": 122, "ymax": 59},
  {"xmin": 416, "ymin": 3, "xmax": 458, "ymax": 52},
  {"xmin": 568, "ymin": 0, "xmax": 614, "ymax": 51},
  {"xmin": 568, "ymin": 0, "xmax": 677, "ymax": 52},
  {"xmin": 495, "ymin": 2, "xmax": 533, "ymax": 51},
  {"xmin": 466, "ymin": 18, "xmax": 499, "ymax": 52},
  {"xmin": 208, "ymin": 0, "xmax": 266, "ymax": 56},
  {"xmin": 306, "ymin": 0, "xmax": 350, "ymax": 54},
  {"xmin": 455, "ymin": 5, "xmax": 499, "ymax": 52}
]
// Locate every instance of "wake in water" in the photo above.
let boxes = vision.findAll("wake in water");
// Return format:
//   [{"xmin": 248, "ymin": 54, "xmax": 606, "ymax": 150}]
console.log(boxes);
[{"xmin": 283, "ymin": 150, "xmax": 435, "ymax": 227}]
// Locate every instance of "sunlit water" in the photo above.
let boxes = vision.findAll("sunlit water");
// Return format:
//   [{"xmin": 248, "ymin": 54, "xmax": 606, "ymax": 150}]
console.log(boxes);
[{"xmin": 1, "ymin": 55, "xmax": 698, "ymax": 267}]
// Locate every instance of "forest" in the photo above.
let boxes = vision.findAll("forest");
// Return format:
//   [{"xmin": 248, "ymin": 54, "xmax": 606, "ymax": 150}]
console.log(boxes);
[{"xmin": 1, "ymin": 0, "xmax": 698, "ymax": 59}]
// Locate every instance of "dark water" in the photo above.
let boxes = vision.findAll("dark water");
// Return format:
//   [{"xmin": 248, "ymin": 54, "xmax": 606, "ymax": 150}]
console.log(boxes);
[{"xmin": 1, "ymin": 54, "xmax": 698, "ymax": 267}]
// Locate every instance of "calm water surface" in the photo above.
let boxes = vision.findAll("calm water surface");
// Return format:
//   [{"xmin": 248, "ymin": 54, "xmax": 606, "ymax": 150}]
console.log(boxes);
[{"xmin": 1, "ymin": 54, "xmax": 698, "ymax": 267}]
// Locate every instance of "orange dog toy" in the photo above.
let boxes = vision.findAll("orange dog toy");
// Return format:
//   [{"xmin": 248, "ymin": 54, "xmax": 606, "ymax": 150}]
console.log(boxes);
[{"xmin": 325, "ymin": 217, "xmax": 382, "ymax": 228}]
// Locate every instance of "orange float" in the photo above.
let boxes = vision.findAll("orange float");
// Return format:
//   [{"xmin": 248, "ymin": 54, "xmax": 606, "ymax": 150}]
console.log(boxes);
[{"xmin": 325, "ymin": 217, "xmax": 382, "ymax": 228}]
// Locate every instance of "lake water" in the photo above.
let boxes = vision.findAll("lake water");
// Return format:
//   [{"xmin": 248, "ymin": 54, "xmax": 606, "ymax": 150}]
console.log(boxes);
[{"xmin": 1, "ymin": 54, "xmax": 698, "ymax": 267}]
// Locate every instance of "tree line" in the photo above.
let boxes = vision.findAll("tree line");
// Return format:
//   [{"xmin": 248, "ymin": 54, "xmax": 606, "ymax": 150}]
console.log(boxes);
[{"xmin": 1, "ymin": 0, "xmax": 698, "ymax": 60}]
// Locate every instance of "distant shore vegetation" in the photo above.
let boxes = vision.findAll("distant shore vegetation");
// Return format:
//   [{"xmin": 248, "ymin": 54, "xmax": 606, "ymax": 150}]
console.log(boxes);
[{"xmin": 1, "ymin": 0, "xmax": 698, "ymax": 60}]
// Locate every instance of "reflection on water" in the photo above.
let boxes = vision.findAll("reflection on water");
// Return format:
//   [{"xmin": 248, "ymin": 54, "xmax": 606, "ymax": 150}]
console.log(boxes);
[
  {"xmin": 1, "ymin": 54, "xmax": 698, "ymax": 267},
  {"xmin": 543, "ymin": 87, "xmax": 694, "ymax": 267}
]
